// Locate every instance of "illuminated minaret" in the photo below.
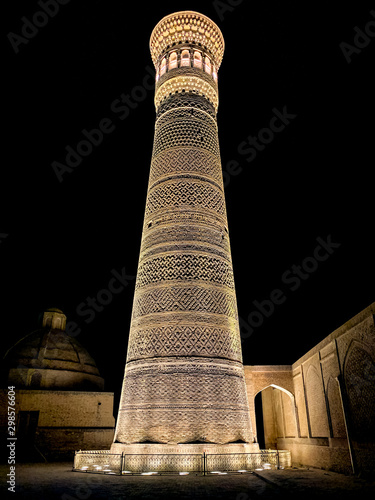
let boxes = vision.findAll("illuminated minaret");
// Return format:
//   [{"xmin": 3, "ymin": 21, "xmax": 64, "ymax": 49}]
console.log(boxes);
[{"xmin": 113, "ymin": 11, "xmax": 255, "ymax": 450}]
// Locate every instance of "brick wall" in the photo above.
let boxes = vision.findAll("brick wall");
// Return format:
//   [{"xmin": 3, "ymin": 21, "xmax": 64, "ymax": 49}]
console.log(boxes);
[
  {"xmin": 244, "ymin": 302, "xmax": 375, "ymax": 477},
  {"xmin": 13, "ymin": 390, "xmax": 115, "ymax": 428},
  {"xmin": 0, "ymin": 390, "xmax": 115, "ymax": 460}
]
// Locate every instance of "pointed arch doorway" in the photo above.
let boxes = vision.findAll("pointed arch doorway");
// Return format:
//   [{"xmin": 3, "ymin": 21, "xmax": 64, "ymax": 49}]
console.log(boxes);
[{"xmin": 254, "ymin": 384, "xmax": 298, "ymax": 449}]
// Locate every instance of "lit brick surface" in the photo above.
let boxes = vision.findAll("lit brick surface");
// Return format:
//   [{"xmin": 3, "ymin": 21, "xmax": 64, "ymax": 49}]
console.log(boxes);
[{"xmin": 114, "ymin": 11, "xmax": 253, "ymax": 446}]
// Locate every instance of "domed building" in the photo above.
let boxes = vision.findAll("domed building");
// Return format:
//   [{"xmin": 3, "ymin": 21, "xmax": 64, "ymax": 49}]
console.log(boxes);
[
  {"xmin": 5, "ymin": 308, "xmax": 104, "ymax": 391},
  {"xmin": 1, "ymin": 308, "xmax": 115, "ymax": 461}
]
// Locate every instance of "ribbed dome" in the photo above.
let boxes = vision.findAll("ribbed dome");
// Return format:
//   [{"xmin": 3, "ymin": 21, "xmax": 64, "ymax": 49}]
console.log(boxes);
[{"xmin": 3, "ymin": 309, "xmax": 104, "ymax": 391}]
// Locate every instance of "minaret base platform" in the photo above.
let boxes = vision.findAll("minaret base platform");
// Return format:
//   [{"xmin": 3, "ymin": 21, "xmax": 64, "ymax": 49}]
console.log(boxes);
[
  {"xmin": 73, "ymin": 443, "xmax": 293, "ymax": 475},
  {"xmin": 110, "ymin": 442, "xmax": 260, "ymax": 455},
  {"xmin": 110, "ymin": 442, "xmax": 261, "ymax": 473}
]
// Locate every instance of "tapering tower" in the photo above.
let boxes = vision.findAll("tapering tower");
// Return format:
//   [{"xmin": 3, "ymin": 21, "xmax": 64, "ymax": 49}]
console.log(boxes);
[{"xmin": 113, "ymin": 11, "xmax": 255, "ymax": 452}]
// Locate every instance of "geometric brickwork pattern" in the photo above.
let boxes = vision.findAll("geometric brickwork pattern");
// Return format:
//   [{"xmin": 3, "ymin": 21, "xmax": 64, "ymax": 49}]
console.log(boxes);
[
  {"xmin": 344, "ymin": 345, "xmax": 375, "ymax": 442},
  {"xmin": 151, "ymin": 108, "xmax": 220, "ymax": 157},
  {"xmin": 149, "ymin": 148, "xmax": 223, "ymax": 185},
  {"xmin": 140, "ymin": 222, "xmax": 231, "ymax": 255},
  {"xmin": 114, "ymin": 11, "xmax": 253, "ymax": 445},
  {"xmin": 156, "ymin": 92, "xmax": 217, "ymax": 120},
  {"xmin": 74, "ymin": 450, "xmax": 291, "ymax": 474},
  {"xmin": 126, "ymin": 325, "xmax": 242, "ymax": 362},
  {"xmin": 134, "ymin": 254, "xmax": 235, "ymax": 289},
  {"xmin": 155, "ymin": 75, "xmax": 219, "ymax": 113},
  {"xmin": 118, "ymin": 358, "xmax": 252, "ymax": 445},
  {"xmin": 131, "ymin": 285, "xmax": 238, "ymax": 319},
  {"xmin": 144, "ymin": 180, "xmax": 226, "ymax": 217}
]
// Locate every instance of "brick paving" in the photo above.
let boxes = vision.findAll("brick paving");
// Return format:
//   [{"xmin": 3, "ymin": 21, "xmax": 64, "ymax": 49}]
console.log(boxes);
[{"xmin": 2, "ymin": 463, "xmax": 375, "ymax": 500}]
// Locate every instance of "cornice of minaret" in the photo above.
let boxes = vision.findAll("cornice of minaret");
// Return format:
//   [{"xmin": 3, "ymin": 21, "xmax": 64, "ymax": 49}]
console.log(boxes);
[
  {"xmin": 150, "ymin": 11, "xmax": 224, "ymax": 113},
  {"xmin": 149, "ymin": 11, "xmax": 225, "ymax": 68}
]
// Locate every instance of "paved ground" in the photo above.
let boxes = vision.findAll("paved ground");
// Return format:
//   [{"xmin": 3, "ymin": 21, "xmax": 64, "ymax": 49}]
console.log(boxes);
[{"xmin": 2, "ymin": 463, "xmax": 375, "ymax": 499}]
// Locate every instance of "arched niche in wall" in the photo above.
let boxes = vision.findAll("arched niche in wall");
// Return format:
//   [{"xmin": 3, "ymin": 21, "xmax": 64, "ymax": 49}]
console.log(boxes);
[
  {"xmin": 305, "ymin": 364, "xmax": 330, "ymax": 438},
  {"xmin": 343, "ymin": 340, "xmax": 375, "ymax": 442},
  {"xmin": 254, "ymin": 384, "xmax": 298, "ymax": 448},
  {"xmin": 169, "ymin": 51, "xmax": 178, "ymax": 70},
  {"xmin": 326, "ymin": 376, "xmax": 346, "ymax": 438},
  {"xmin": 193, "ymin": 51, "xmax": 203, "ymax": 69},
  {"xmin": 180, "ymin": 49, "xmax": 191, "ymax": 67}
]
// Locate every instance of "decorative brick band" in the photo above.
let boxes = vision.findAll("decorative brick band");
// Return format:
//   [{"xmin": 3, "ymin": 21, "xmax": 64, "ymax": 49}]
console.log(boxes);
[{"xmin": 155, "ymin": 75, "xmax": 219, "ymax": 112}]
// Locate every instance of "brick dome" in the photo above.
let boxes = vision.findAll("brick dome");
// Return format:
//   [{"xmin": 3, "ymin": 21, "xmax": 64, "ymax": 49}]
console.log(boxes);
[{"xmin": 3, "ymin": 309, "xmax": 104, "ymax": 391}]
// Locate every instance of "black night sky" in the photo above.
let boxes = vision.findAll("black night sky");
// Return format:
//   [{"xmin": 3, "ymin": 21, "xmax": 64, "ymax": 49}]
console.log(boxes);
[{"xmin": 2, "ymin": 1, "xmax": 374, "ymax": 406}]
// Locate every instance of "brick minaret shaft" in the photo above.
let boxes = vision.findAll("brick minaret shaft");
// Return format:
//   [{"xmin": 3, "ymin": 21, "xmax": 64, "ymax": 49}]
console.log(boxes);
[{"xmin": 114, "ymin": 11, "xmax": 253, "ymax": 445}]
